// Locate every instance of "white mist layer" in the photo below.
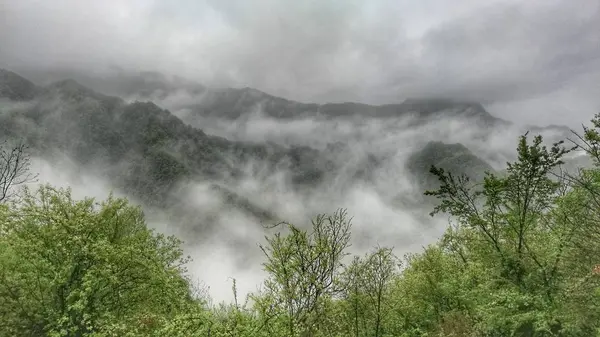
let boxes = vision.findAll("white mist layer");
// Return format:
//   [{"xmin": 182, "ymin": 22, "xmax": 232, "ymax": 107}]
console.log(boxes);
[{"xmin": 19, "ymin": 93, "xmax": 581, "ymax": 304}]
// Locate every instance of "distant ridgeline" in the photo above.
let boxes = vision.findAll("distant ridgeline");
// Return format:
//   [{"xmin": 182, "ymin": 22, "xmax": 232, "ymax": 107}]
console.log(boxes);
[
  {"xmin": 0, "ymin": 68, "xmax": 575, "ymax": 225},
  {"xmin": 0, "ymin": 69, "xmax": 338, "ymax": 219},
  {"xmin": 406, "ymin": 141, "xmax": 494, "ymax": 190}
]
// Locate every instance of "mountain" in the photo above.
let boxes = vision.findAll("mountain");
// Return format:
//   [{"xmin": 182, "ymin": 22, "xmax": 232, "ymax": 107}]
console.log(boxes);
[
  {"xmin": 0, "ymin": 68, "xmax": 584, "ymax": 237},
  {"xmin": 17, "ymin": 68, "xmax": 510, "ymax": 126},
  {"xmin": 183, "ymin": 90, "xmax": 507, "ymax": 128},
  {"xmin": 14, "ymin": 67, "xmax": 206, "ymax": 100},
  {"xmin": 0, "ymin": 68, "xmax": 39, "ymax": 101},
  {"xmin": 0, "ymin": 69, "xmax": 365, "ymax": 227},
  {"xmin": 129, "ymin": 82, "xmax": 508, "ymax": 128},
  {"xmin": 406, "ymin": 141, "xmax": 494, "ymax": 191}
]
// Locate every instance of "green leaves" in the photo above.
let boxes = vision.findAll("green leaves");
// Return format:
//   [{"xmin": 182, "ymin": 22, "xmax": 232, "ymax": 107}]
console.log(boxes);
[
  {"xmin": 338, "ymin": 247, "xmax": 400, "ymax": 337},
  {"xmin": 258, "ymin": 209, "xmax": 352, "ymax": 336},
  {"xmin": 421, "ymin": 128, "xmax": 600, "ymax": 335},
  {"xmin": 0, "ymin": 185, "xmax": 194, "ymax": 336}
]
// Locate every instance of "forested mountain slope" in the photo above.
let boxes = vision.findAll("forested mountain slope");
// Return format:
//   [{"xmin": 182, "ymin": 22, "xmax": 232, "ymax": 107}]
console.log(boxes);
[
  {"xmin": 0, "ymin": 68, "xmax": 582, "ymax": 229},
  {"xmin": 0, "ymin": 69, "xmax": 343, "ymax": 222}
]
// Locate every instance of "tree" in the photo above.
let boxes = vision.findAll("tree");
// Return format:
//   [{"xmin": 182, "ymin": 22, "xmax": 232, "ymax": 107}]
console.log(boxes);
[
  {"xmin": 424, "ymin": 131, "xmax": 600, "ymax": 335},
  {"xmin": 0, "ymin": 140, "xmax": 37, "ymax": 203},
  {"xmin": 340, "ymin": 246, "xmax": 399, "ymax": 337},
  {"xmin": 362, "ymin": 247, "xmax": 398, "ymax": 337},
  {"xmin": 0, "ymin": 185, "xmax": 195, "ymax": 336},
  {"xmin": 341, "ymin": 256, "xmax": 368, "ymax": 337},
  {"xmin": 257, "ymin": 209, "xmax": 352, "ymax": 337}
]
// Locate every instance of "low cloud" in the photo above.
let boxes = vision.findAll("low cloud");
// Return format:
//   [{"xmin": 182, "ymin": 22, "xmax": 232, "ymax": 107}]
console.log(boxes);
[
  {"xmin": 14, "ymin": 94, "xmax": 584, "ymax": 303},
  {"xmin": 2, "ymin": 0, "xmax": 599, "ymax": 126}
]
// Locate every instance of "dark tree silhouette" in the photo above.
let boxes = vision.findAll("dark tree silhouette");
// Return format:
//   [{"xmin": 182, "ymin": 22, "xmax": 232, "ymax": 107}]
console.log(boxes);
[{"xmin": 0, "ymin": 141, "xmax": 37, "ymax": 202}]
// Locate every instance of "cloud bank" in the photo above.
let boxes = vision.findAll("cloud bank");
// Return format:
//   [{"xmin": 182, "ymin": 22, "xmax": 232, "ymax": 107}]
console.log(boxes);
[{"xmin": 2, "ymin": 0, "xmax": 599, "ymax": 126}]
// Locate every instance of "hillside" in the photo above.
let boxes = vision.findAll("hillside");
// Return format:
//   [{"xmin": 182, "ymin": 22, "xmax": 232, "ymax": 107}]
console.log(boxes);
[
  {"xmin": 1, "ymin": 68, "xmax": 582, "ymax": 234},
  {"xmin": 0, "ymin": 68, "xmax": 39, "ymax": 100},
  {"xmin": 0, "ymin": 70, "xmax": 351, "ymax": 224},
  {"xmin": 406, "ymin": 141, "xmax": 495, "ymax": 191}
]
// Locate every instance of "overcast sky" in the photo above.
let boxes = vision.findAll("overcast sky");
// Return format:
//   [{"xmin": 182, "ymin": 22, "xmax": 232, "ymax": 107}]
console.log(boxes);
[{"xmin": 1, "ymin": 0, "xmax": 599, "ymax": 126}]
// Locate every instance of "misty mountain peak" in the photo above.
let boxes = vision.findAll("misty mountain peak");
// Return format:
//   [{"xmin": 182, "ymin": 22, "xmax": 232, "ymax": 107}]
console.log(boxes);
[
  {"xmin": 402, "ymin": 97, "xmax": 483, "ymax": 109},
  {"xmin": 399, "ymin": 98, "xmax": 490, "ymax": 118},
  {"xmin": 0, "ymin": 68, "xmax": 38, "ymax": 101},
  {"xmin": 240, "ymin": 87, "xmax": 271, "ymax": 99},
  {"xmin": 420, "ymin": 140, "xmax": 472, "ymax": 156},
  {"xmin": 47, "ymin": 78, "xmax": 93, "ymax": 94},
  {"xmin": 406, "ymin": 140, "xmax": 493, "ymax": 190},
  {"xmin": 43, "ymin": 78, "xmax": 122, "ymax": 105}
]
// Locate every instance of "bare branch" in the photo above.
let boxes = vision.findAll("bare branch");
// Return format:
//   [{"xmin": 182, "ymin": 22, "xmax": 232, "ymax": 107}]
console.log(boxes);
[{"xmin": 0, "ymin": 140, "xmax": 38, "ymax": 203}]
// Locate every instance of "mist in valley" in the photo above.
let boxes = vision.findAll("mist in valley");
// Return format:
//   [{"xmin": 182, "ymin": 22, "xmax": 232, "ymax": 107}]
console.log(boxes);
[
  {"xmin": 2, "ymin": 0, "xmax": 599, "ymax": 307},
  {"xmin": 9, "ymin": 84, "xmax": 585, "ymax": 303}
]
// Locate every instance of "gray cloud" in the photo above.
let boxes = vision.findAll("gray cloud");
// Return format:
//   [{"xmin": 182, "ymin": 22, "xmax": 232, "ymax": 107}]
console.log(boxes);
[
  {"xmin": 6, "ymin": 0, "xmax": 599, "ymax": 304},
  {"xmin": 1, "ymin": 0, "xmax": 599, "ymax": 126}
]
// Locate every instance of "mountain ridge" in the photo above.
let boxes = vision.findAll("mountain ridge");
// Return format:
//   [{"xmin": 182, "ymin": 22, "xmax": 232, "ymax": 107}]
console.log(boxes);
[
  {"xmin": 9, "ymin": 68, "xmax": 577, "ymax": 134},
  {"xmin": 0, "ymin": 69, "xmax": 352, "ymax": 227},
  {"xmin": 8, "ymin": 68, "xmax": 512, "ymax": 125},
  {"xmin": 0, "ymin": 68, "xmax": 579, "ymax": 235},
  {"xmin": 0, "ymin": 68, "xmax": 39, "ymax": 101}
]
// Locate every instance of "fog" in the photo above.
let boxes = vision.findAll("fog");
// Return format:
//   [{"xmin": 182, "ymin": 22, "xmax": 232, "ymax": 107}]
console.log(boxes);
[
  {"xmin": 2, "ymin": 0, "xmax": 600, "ymax": 127},
  {"xmin": 3, "ymin": 0, "xmax": 599, "ymax": 304},
  {"xmin": 13, "ymin": 84, "xmax": 581, "ymax": 304}
]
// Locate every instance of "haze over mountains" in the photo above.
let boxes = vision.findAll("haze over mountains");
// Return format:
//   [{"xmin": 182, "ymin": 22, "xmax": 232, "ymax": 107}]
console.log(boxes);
[{"xmin": 0, "ymin": 67, "xmax": 590, "ymax": 301}]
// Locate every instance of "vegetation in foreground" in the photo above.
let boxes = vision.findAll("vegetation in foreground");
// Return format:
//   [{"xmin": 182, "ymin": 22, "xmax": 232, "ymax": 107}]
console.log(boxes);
[{"xmin": 3, "ymin": 115, "xmax": 600, "ymax": 336}]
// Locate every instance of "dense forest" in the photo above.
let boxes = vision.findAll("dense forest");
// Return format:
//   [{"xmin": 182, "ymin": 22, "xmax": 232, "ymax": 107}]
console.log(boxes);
[{"xmin": 1, "ymin": 111, "xmax": 600, "ymax": 337}]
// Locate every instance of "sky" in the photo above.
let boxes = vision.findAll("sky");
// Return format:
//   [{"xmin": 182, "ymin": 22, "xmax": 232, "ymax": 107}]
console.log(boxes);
[{"xmin": 1, "ymin": 0, "xmax": 599, "ymax": 126}]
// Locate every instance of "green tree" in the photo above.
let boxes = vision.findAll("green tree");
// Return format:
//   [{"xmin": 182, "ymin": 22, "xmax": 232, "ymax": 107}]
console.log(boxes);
[
  {"xmin": 424, "ymin": 131, "xmax": 600, "ymax": 336},
  {"xmin": 0, "ymin": 185, "xmax": 195, "ymax": 336},
  {"xmin": 387, "ymin": 245, "xmax": 476, "ymax": 336},
  {"xmin": 340, "ymin": 246, "xmax": 399, "ymax": 337},
  {"xmin": 257, "ymin": 209, "xmax": 352, "ymax": 337}
]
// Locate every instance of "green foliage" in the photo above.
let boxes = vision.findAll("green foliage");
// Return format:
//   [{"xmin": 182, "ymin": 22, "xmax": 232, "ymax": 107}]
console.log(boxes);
[
  {"xmin": 420, "ymin": 127, "xmax": 600, "ymax": 336},
  {"xmin": 257, "ymin": 209, "xmax": 352, "ymax": 336},
  {"xmin": 0, "ymin": 186, "xmax": 194, "ymax": 336},
  {"xmin": 339, "ymin": 246, "xmax": 400, "ymax": 337}
]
